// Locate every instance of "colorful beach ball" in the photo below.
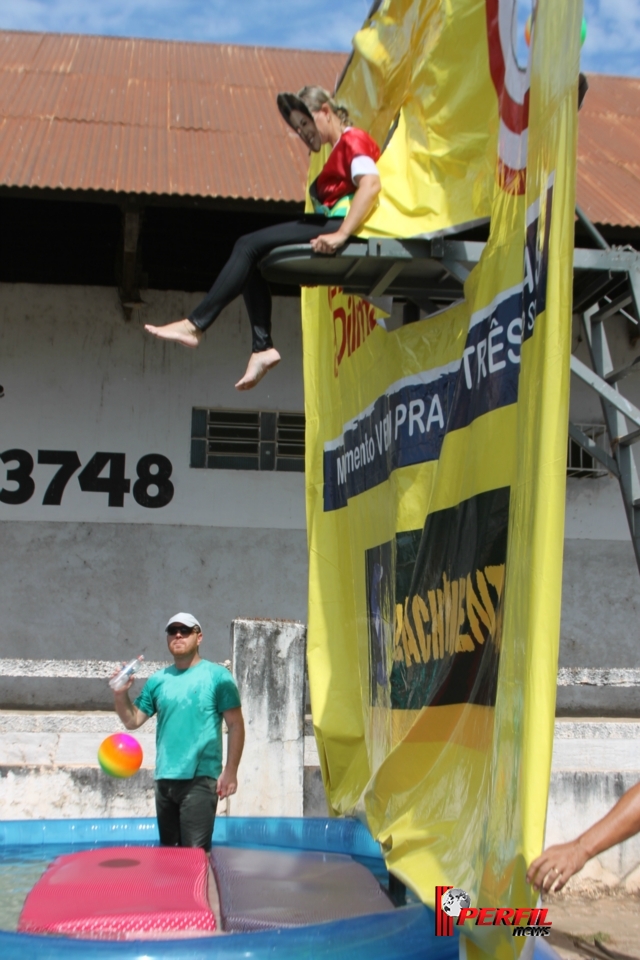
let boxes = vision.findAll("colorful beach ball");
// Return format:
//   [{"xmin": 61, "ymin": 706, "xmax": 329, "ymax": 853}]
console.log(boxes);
[{"xmin": 98, "ymin": 733, "xmax": 143, "ymax": 778}]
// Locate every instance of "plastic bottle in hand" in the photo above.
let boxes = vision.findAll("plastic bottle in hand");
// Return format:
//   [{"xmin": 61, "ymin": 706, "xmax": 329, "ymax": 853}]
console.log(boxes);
[{"xmin": 109, "ymin": 655, "xmax": 144, "ymax": 692}]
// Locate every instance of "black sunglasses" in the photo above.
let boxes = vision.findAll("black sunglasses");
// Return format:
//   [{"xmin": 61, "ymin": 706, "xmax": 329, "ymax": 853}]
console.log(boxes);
[{"xmin": 166, "ymin": 624, "xmax": 196, "ymax": 637}]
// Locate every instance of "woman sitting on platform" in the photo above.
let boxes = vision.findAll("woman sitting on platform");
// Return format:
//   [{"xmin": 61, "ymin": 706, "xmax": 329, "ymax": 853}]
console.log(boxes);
[{"xmin": 145, "ymin": 86, "xmax": 382, "ymax": 390}]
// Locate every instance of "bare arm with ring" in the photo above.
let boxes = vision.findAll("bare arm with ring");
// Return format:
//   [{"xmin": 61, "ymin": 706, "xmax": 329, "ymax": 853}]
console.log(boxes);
[{"xmin": 527, "ymin": 780, "xmax": 640, "ymax": 892}]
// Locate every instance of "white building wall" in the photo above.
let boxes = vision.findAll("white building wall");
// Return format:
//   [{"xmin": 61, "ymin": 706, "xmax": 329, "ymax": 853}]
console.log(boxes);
[
  {"xmin": 0, "ymin": 283, "xmax": 307, "ymax": 707},
  {"xmin": 2, "ymin": 284, "xmax": 640, "ymax": 885},
  {"xmin": 1, "ymin": 283, "xmax": 640, "ymax": 712}
]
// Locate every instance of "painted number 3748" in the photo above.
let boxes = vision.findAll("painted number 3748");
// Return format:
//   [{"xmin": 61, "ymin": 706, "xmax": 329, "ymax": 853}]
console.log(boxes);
[{"xmin": 0, "ymin": 450, "xmax": 174, "ymax": 509}]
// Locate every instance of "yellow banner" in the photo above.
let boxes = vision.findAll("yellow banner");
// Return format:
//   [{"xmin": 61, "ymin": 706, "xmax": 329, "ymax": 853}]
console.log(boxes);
[
  {"xmin": 303, "ymin": 1, "xmax": 581, "ymax": 956},
  {"xmin": 335, "ymin": 0, "xmax": 500, "ymax": 238}
]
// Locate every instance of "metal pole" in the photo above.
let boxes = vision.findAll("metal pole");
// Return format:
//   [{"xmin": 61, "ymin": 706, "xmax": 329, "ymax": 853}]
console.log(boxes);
[{"xmin": 575, "ymin": 205, "xmax": 610, "ymax": 251}]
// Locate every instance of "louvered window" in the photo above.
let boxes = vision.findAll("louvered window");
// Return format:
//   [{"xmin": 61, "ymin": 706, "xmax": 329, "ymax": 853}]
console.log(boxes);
[{"xmin": 190, "ymin": 409, "xmax": 305, "ymax": 472}]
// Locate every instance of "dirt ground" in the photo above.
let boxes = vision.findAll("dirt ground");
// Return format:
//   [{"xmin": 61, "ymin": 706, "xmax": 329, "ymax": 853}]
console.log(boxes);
[{"xmin": 544, "ymin": 890, "xmax": 640, "ymax": 960}]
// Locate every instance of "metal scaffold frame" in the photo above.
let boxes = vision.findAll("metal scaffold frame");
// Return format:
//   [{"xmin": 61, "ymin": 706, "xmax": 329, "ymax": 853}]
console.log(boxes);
[
  {"xmin": 570, "ymin": 208, "xmax": 640, "ymax": 575},
  {"xmin": 260, "ymin": 213, "xmax": 640, "ymax": 573}
]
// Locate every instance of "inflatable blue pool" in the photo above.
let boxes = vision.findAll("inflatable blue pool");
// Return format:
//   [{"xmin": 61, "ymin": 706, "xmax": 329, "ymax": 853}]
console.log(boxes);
[{"xmin": 0, "ymin": 817, "xmax": 559, "ymax": 960}]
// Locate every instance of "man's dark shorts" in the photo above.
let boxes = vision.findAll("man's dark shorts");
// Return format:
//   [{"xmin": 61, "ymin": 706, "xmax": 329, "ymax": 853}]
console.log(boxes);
[{"xmin": 154, "ymin": 776, "xmax": 218, "ymax": 851}]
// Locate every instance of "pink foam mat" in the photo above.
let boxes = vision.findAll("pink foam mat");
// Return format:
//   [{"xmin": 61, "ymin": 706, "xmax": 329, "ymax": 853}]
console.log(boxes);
[{"xmin": 18, "ymin": 846, "xmax": 217, "ymax": 940}]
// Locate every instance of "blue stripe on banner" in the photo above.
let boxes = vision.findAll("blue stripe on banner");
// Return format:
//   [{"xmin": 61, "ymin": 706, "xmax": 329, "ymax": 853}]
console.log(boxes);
[
  {"xmin": 322, "ymin": 288, "xmax": 523, "ymax": 513},
  {"xmin": 446, "ymin": 285, "xmax": 522, "ymax": 433},
  {"xmin": 323, "ymin": 363, "xmax": 459, "ymax": 512},
  {"xmin": 322, "ymin": 181, "xmax": 553, "ymax": 512}
]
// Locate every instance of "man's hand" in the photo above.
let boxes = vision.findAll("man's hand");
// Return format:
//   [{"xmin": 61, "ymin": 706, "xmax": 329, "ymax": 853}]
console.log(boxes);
[
  {"xmin": 310, "ymin": 230, "xmax": 349, "ymax": 255},
  {"xmin": 527, "ymin": 840, "xmax": 589, "ymax": 892},
  {"xmin": 216, "ymin": 767, "xmax": 238, "ymax": 798},
  {"xmin": 110, "ymin": 665, "xmax": 135, "ymax": 694},
  {"xmin": 112, "ymin": 667, "xmax": 149, "ymax": 731},
  {"xmin": 219, "ymin": 706, "xmax": 245, "ymax": 800}
]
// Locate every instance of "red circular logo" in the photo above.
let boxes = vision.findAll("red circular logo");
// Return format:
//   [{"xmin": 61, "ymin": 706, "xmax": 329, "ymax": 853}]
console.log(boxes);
[{"xmin": 486, "ymin": 0, "xmax": 532, "ymax": 194}]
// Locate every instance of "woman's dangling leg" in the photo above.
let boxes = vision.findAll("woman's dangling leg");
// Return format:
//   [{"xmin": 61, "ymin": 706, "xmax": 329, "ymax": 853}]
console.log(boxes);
[
  {"xmin": 224, "ymin": 218, "xmax": 344, "ymax": 386},
  {"xmin": 188, "ymin": 230, "xmax": 270, "ymax": 332},
  {"xmin": 235, "ymin": 269, "xmax": 281, "ymax": 390},
  {"xmin": 242, "ymin": 267, "xmax": 273, "ymax": 351},
  {"xmin": 187, "ymin": 218, "xmax": 342, "ymax": 332},
  {"xmin": 144, "ymin": 218, "xmax": 345, "ymax": 379},
  {"xmin": 144, "ymin": 228, "xmax": 270, "ymax": 348}
]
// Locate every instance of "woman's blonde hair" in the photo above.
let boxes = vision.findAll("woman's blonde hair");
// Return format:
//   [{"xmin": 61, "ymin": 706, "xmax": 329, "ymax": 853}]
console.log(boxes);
[{"xmin": 297, "ymin": 86, "xmax": 351, "ymax": 128}]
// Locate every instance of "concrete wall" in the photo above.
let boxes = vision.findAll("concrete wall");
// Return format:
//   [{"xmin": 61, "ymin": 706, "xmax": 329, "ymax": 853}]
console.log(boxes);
[
  {"xmin": 0, "ymin": 523, "xmax": 307, "ymax": 709},
  {"xmin": 560, "ymin": 475, "xmax": 640, "ymax": 714},
  {"xmin": 0, "ymin": 618, "xmax": 315, "ymax": 821},
  {"xmin": 0, "ymin": 615, "xmax": 639, "ymax": 892},
  {"xmin": 231, "ymin": 618, "xmax": 306, "ymax": 817},
  {"xmin": 0, "ymin": 710, "xmax": 158, "ymax": 819},
  {"xmin": 0, "ymin": 282, "xmax": 307, "ymax": 707},
  {"xmin": 1, "ymin": 288, "xmax": 639, "ymax": 896},
  {"xmin": 548, "ymin": 720, "xmax": 640, "ymax": 892},
  {"xmin": 4, "ymin": 707, "xmax": 640, "ymax": 893},
  {"xmin": 1, "ymin": 284, "xmax": 640, "ymax": 713}
]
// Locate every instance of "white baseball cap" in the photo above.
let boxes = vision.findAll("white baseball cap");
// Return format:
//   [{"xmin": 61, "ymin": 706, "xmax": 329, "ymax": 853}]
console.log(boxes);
[{"xmin": 165, "ymin": 612, "xmax": 201, "ymax": 631}]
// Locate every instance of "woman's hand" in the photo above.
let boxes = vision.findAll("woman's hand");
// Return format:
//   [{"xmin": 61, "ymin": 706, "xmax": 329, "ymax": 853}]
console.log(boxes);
[
  {"xmin": 310, "ymin": 173, "xmax": 381, "ymax": 256},
  {"xmin": 310, "ymin": 230, "xmax": 349, "ymax": 255},
  {"xmin": 526, "ymin": 839, "xmax": 589, "ymax": 892}
]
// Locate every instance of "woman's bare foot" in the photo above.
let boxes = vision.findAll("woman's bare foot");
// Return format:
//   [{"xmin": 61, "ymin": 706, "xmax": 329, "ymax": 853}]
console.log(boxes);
[
  {"xmin": 235, "ymin": 348, "xmax": 281, "ymax": 390},
  {"xmin": 144, "ymin": 318, "xmax": 203, "ymax": 348}
]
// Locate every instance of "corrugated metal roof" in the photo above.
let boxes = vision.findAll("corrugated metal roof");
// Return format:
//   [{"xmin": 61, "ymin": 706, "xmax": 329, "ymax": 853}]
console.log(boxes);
[
  {"xmin": 578, "ymin": 74, "xmax": 640, "ymax": 228},
  {"xmin": 0, "ymin": 30, "xmax": 346, "ymax": 202},
  {"xmin": 0, "ymin": 33, "xmax": 638, "ymax": 227}
]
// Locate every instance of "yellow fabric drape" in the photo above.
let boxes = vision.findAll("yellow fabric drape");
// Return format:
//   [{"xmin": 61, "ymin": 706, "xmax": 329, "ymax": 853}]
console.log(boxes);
[
  {"xmin": 337, "ymin": 0, "xmax": 499, "ymax": 238},
  {"xmin": 303, "ymin": 1, "xmax": 582, "ymax": 957}
]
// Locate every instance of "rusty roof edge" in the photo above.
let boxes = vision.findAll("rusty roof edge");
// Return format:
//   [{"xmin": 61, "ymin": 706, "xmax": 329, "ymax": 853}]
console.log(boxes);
[
  {"xmin": 581, "ymin": 219, "xmax": 640, "ymax": 231},
  {"xmin": 0, "ymin": 26, "xmax": 352, "ymax": 60},
  {"xmin": 4, "ymin": 182, "xmax": 635, "ymax": 231},
  {"xmin": 584, "ymin": 71, "xmax": 640, "ymax": 82},
  {"xmin": 0, "ymin": 182, "xmax": 306, "ymax": 210}
]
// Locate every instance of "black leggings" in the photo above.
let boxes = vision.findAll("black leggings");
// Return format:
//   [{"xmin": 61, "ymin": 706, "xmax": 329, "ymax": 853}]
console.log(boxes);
[{"xmin": 189, "ymin": 216, "xmax": 345, "ymax": 353}]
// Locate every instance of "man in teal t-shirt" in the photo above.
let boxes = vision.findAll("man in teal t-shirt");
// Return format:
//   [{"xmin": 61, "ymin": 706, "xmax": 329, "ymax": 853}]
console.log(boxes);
[{"xmin": 113, "ymin": 612, "xmax": 244, "ymax": 851}]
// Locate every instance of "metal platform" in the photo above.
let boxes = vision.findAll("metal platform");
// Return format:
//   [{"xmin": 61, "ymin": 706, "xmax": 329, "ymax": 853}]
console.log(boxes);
[{"xmin": 260, "ymin": 237, "xmax": 483, "ymax": 312}]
